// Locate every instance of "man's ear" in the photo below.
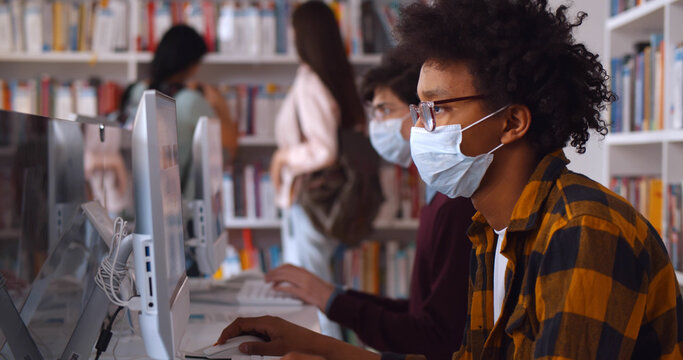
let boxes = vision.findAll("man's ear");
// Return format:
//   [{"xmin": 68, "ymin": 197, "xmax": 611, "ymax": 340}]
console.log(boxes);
[{"xmin": 500, "ymin": 104, "xmax": 531, "ymax": 145}]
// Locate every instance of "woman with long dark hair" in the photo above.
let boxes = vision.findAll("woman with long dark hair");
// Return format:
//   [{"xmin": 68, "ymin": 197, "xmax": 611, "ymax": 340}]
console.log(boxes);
[
  {"xmin": 269, "ymin": 0, "xmax": 365, "ymax": 339},
  {"xmin": 121, "ymin": 25, "xmax": 237, "ymax": 197}
]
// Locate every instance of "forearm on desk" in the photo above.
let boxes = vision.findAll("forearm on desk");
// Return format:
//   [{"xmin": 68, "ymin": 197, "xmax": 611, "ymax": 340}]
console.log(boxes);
[{"xmin": 316, "ymin": 336, "xmax": 381, "ymax": 360}]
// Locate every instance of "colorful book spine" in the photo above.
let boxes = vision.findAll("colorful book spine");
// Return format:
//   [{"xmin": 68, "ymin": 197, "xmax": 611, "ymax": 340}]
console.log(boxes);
[
  {"xmin": 611, "ymin": 176, "xmax": 663, "ymax": 237},
  {"xmin": 333, "ymin": 240, "xmax": 416, "ymax": 299},
  {"xmin": 0, "ymin": 77, "xmax": 121, "ymax": 119},
  {"xmin": 673, "ymin": 46, "xmax": 683, "ymax": 130}
]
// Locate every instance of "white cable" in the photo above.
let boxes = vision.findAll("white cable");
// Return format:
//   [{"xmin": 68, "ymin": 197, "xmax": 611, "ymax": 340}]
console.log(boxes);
[{"xmin": 95, "ymin": 217, "xmax": 137, "ymax": 307}]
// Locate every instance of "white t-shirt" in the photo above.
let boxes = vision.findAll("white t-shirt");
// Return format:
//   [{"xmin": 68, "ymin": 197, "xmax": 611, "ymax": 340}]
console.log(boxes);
[{"xmin": 493, "ymin": 228, "xmax": 508, "ymax": 323}]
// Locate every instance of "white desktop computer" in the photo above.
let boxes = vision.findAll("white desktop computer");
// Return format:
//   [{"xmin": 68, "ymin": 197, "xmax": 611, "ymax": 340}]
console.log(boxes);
[
  {"xmin": 190, "ymin": 117, "xmax": 228, "ymax": 276},
  {"xmin": 131, "ymin": 90, "xmax": 190, "ymax": 359}
]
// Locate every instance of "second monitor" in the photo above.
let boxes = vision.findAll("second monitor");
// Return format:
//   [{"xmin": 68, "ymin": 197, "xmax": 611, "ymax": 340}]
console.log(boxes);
[{"xmin": 190, "ymin": 116, "xmax": 228, "ymax": 276}]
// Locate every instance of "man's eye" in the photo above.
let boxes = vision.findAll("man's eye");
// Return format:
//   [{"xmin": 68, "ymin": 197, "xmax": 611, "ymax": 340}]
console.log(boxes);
[{"xmin": 433, "ymin": 105, "xmax": 444, "ymax": 114}]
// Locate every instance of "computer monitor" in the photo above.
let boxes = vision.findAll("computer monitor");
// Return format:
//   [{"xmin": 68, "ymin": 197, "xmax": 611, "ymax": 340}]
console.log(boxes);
[
  {"xmin": 131, "ymin": 90, "xmax": 189, "ymax": 359},
  {"xmin": 191, "ymin": 117, "xmax": 228, "ymax": 276},
  {"xmin": 76, "ymin": 114, "xmax": 135, "ymax": 219},
  {"xmin": 47, "ymin": 120, "xmax": 86, "ymax": 252}
]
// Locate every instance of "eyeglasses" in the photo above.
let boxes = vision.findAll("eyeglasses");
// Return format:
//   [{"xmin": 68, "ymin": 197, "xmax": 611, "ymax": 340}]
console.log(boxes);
[
  {"xmin": 367, "ymin": 103, "xmax": 404, "ymax": 122},
  {"xmin": 409, "ymin": 94, "xmax": 488, "ymax": 132}
]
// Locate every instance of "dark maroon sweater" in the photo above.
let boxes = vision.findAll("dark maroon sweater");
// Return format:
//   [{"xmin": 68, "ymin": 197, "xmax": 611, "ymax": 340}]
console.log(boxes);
[{"xmin": 326, "ymin": 194, "xmax": 475, "ymax": 360}]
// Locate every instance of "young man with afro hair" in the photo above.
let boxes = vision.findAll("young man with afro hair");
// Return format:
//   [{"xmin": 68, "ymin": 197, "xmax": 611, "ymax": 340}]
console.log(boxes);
[{"xmin": 213, "ymin": 1, "xmax": 683, "ymax": 359}]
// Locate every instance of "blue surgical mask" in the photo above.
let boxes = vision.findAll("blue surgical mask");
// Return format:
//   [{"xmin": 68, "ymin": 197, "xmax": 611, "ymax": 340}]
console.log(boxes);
[
  {"xmin": 409, "ymin": 106, "xmax": 508, "ymax": 198},
  {"xmin": 369, "ymin": 115, "xmax": 412, "ymax": 167}
]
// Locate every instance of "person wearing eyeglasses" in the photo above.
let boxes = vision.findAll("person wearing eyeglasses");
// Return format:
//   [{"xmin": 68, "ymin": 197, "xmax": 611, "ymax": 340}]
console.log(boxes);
[
  {"xmin": 213, "ymin": 0, "xmax": 683, "ymax": 359},
  {"xmin": 264, "ymin": 51, "xmax": 475, "ymax": 360}
]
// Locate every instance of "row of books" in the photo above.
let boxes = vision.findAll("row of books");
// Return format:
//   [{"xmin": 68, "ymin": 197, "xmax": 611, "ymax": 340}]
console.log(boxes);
[
  {"xmin": 610, "ymin": 176, "xmax": 663, "ymax": 236},
  {"xmin": 610, "ymin": 33, "xmax": 666, "ymax": 133},
  {"xmin": 1, "ymin": 0, "xmax": 398, "ymax": 56},
  {"xmin": 376, "ymin": 165, "xmax": 426, "ymax": 222},
  {"xmin": 139, "ymin": 0, "xmax": 281, "ymax": 55},
  {"xmin": 219, "ymin": 162, "xmax": 425, "ymax": 228},
  {"xmin": 0, "ymin": 78, "xmax": 122, "ymax": 119},
  {"xmin": 138, "ymin": 0, "xmax": 393, "ymax": 56},
  {"xmin": 233, "ymin": 230, "xmax": 284, "ymax": 273},
  {"xmin": 667, "ymin": 183, "xmax": 683, "ymax": 271},
  {"xmin": 671, "ymin": 45, "xmax": 683, "ymax": 130},
  {"xmin": 332, "ymin": 240, "xmax": 416, "ymax": 299},
  {"xmin": 0, "ymin": 0, "xmax": 128, "ymax": 53},
  {"xmin": 610, "ymin": 0, "xmax": 648, "ymax": 17},
  {"xmin": 221, "ymin": 83, "xmax": 286, "ymax": 138},
  {"xmin": 222, "ymin": 164, "xmax": 279, "ymax": 222}
]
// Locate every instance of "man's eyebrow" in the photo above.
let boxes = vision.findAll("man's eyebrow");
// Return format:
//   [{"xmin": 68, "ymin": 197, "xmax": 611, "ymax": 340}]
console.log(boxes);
[{"xmin": 419, "ymin": 88, "xmax": 451, "ymax": 100}]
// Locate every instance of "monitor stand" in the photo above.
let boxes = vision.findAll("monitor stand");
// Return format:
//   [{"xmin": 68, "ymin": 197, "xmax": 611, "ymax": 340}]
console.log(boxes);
[
  {"xmin": 60, "ymin": 201, "xmax": 134, "ymax": 360},
  {"xmin": 0, "ymin": 273, "xmax": 44, "ymax": 360}
]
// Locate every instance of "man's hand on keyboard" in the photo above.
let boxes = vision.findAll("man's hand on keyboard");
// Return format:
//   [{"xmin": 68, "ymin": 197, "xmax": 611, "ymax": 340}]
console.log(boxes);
[
  {"xmin": 265, "ymin": 264, "xmax": 335, "ymax": 310},
  {"xmin": 282, "ymin": 352, "xmax": 325, "ymax": 360}
]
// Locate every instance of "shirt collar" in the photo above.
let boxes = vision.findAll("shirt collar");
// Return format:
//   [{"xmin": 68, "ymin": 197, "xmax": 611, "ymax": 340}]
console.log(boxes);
[{"xmin": 468, "ymin": 149, "xmax": 570, "ymax": 243}]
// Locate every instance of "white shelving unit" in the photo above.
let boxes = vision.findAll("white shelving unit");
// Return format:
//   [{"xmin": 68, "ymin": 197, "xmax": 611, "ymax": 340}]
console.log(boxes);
[
  {"xmin": 0, "ymin": 51, "xmax": 381, "ymax": 83},
  {"xmin": 226, "ymin": 218, "xmax": 282, "ymax": 230},
  {"xmin": 226, "ymin": 218, "xmax": 420, "ymax": 231},
  {"xmin": 604, "ymin": 0, "xmax": 683, "ymax": 285},
  {"xmin": 0, "ymin": 1, "xmax": 419, "ymax": 248},
  {"xmin": 238, "ymin": 136, "xmax": 278, "ymax": 147}
]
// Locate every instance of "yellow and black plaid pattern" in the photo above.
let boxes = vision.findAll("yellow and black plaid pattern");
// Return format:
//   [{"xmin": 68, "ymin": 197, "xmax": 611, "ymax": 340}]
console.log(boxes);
[
  {"xmin": 386, "ymin": 150, "xmax": 683, "ymax": 360},
  {"xmin": 444, "ymin": 150, "xmax": 683, "ymax": 360}
]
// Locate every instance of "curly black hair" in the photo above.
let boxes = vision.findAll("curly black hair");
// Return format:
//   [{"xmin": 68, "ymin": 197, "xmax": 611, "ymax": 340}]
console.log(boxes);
[
  {"xmin": 394, "ymin": 0, "xmax": 615, "ymax": 154},
  {"xmin": 361, "ymin": 50, "xmax": 421, "ymax": 106}
]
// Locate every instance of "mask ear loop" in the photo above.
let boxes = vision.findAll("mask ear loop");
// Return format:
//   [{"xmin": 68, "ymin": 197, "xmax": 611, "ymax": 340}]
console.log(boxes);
[
  {"xmin": 461, "ymin": 105, "xmax": 510, "ymax": 132},
  {"xmin": 487, "ymin": 143, "xmax": 504, "ymax": 154}
]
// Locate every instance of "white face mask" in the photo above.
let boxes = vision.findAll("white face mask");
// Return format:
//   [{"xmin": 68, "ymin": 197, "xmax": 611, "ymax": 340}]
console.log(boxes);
[
  {"xmin": 409, "ymin": 106, "xmax": 508, "ymax": 198},
  {"xmin": 369, "ymin": 115, "xmax": 412, "ymax": 167}
]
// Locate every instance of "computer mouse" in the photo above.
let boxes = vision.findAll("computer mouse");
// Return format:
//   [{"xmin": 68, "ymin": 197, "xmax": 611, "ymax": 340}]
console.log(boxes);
[{"xmin": 203, "ymin": 335, "xmax": 266, "ymax": 359}]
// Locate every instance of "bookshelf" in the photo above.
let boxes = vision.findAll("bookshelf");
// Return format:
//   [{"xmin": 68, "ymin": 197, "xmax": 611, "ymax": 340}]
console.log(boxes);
[
  {"xmin": 0, "ymin": 1, "xmax": 419, "ymax": 296},
  {"xmin": 0, "ymin": 52, "xmax": 381, "ymax": 82},
  {"xmin": 238, "ymin": 136, "xmax": 278, "ymax": 147},
  {"xmin": 605, "ymin": 0, "xmax": 683, "ymax": 286},
  {"xmin": 224, "ymin": 218, "xmax": 420, "ymax": 230}
]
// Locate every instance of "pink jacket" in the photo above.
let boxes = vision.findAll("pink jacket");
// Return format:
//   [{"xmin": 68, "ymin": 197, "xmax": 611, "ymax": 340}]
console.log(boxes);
[{"xmin": 274, "ymin": 64, "xmax": 340, "ymax": 208}]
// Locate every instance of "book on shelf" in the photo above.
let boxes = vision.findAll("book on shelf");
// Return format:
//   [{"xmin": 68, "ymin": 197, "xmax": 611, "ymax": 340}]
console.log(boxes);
[
  {"xmin": 667, "ymin": 183, "xmax": 683, "ymax": 271},
  {"xmin": 222, "ymin": 164, "xmax": 280, "ymax": 224},
  {"xmin": 221, "ymin": 83, "xmax": 286, "ymax": 138},
  {"xmin": 136, "ymin": 0, "xmax": 396, "ymax": 56},
  {"xmin": 332, "ymin": 240, "xmax": 416, "ymax": 299},
  {"xmin": 0, "ymin": 0, "xmax": 129, "ymax": 53},
  {"xmin": 611, "ymin": 0, "xmax": 645, "ymax": 17},
  {"xmin": 610, "ymin": 176, "xmax": 663, "ymax": 236},
  {"xmin": 237, "ymin": 229, "xmax": 283, "ymax": 274},
  {"xmin": 375, "ymin": 164, "xmax": 425, "ymax": 223},
  {"xmin": 672, "ymin": 45, "xmax": 683, "ymax": 130},
  {"xmin": 0, "ymin": 77, "xmax": 122, "ymax": 119},
  {"xmin": 138, "ymin": 0, "xmax": 288, "ymax": 55},
  {"xmin": 610, "ymin": 35, "xmax": 665, "ymax": 133}
]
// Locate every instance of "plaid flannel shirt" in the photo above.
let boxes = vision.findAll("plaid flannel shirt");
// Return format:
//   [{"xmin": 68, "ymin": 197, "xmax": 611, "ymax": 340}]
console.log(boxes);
[{"xmin": 389, "ymin": 150, "xmax": 683, "ymax": 360}]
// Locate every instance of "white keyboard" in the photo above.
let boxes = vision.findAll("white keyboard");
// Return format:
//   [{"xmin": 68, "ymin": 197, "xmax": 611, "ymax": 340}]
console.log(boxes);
[{"xmin": 236, "ymin": 280, "xmax": 303, "ymax": 306}]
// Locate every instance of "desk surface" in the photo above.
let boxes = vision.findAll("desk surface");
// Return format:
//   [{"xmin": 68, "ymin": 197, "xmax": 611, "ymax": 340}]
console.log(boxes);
[{"xmin": 102, "ymin": 285, "xmax": 320, "ymax": 360}]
